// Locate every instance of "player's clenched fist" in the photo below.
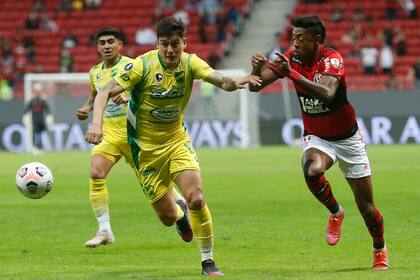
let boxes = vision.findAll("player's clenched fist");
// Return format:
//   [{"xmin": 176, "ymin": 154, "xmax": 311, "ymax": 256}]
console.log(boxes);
[
  {"xmin": 76, "ymin": 106, "xmax": 91, "ymax": 121},
  {"xmin": 85, "ymin": 124, "xmax": 103, "ymax": 144},
  {"xmin": 251, "ymin": 53, "xmax": 267, "ymax": 70}
]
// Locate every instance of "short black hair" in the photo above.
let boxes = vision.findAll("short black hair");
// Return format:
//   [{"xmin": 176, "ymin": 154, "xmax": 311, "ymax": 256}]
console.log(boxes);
[
  {"xmin": 156, "ymin": 17, "xmax": 185, "ymax": 38},
  {"xmin": 291, "ymin": 15, "xmax": 326, "ymax": 43},
  {"xmin": 95, "ymin": 27, "xmax": 123, "ymax": 42}
]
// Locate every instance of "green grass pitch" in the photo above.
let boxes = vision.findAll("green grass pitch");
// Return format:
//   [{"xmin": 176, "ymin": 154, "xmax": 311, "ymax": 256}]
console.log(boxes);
[{"xmin": 0, "ymin": 145, "xmax": 419, "ymax": 279}]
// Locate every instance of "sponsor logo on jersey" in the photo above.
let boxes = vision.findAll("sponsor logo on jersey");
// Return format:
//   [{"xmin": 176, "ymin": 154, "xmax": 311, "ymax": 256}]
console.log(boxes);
[
  {"xmin": 151, "ymin": 88, "xmax": 185, "ymax": 99},
  {"xmin": 105, "ymin": 100, "xmax": 124, "ymax": 117},
  {"xmin": 150, "ymin": 106, "xmax": 180, "ymax": 123},
  {"xmin": 124, "ymin": 63, "xmax": 133, "ymax": 71},
  {"xmin": 324, "ymin": 57, "xmax": 331, "ymax": 71},
  {"xmin": 299, "ymin": 96, "xmax": 330, "ymax": 114}
]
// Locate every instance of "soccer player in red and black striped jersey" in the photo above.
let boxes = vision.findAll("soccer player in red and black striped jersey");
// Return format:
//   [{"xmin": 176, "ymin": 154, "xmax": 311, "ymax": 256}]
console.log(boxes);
[{"xmin": 249, "ymin": 15, "xmax": 388, "ymax": 270}]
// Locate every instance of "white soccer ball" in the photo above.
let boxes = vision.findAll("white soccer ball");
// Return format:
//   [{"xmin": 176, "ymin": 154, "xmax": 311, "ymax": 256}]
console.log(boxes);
[{"xmin": 16, "ymin": 162, "xmax": 54, "ymax": 199}]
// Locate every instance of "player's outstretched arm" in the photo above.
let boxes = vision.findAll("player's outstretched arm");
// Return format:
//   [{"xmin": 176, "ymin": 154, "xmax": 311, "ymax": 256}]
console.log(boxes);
[
  {"xmin": 249, "ymin": 53, "xmax": 278, "ymax": 92},
  {"xmin": 85, "ymin": 79, "xmax": 124, "ymax": 144},
  {"xmin": 270, "ymin": 52, "xmax": 339, "ymax": 103},
  {"xmin": 205, "ymin": 71, "xmax": 262, "ymax": 92}
]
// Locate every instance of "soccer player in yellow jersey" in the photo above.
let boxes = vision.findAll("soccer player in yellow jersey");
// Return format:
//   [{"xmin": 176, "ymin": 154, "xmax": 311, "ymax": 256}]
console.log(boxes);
[
  {"xmin": 85, "ymin": 17, "xmax": 261, "ymax": 276},
  {"xmin": 75, "ymin": 27, "xmax": 135, "ymax": 247},
  {"xmin": 78, "ymin": 27, "xmax": 186, "ymax": 248}
]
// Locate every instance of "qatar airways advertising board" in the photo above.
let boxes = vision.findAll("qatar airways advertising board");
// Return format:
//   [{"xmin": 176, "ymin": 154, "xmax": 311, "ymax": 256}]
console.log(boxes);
[
  {"xmin": 0, "ymin": 120, "xmax": 244, "ymax": 152},
  {"xmin": 260, "ymin": 116, "xmax": 420, "ymax": 146},
  {"xmin": 0, "ymin": 116, "xmax": 418, "ymax": 152}
]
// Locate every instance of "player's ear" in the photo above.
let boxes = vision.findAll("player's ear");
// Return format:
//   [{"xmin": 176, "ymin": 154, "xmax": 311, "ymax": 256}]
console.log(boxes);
[
  {"xmin": 117, "ymin": 40, "xmax": 123, "ymax": 50},
  {"xmin": 315, "ymin": 34, "xmax": 322, "ymax": 44},
  {"xmin": 183, "ymin": 36, "xmax": 187, "ymax": 50}
]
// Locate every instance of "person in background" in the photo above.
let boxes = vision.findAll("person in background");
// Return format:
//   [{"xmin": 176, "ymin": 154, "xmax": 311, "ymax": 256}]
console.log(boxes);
[
  {"xmin": 407, "ymin": 56, "xmax": 420, "ymax": 88},
  {"xmin": 23, "ymin": 82, "xmax": 53, "ymax": 155}
]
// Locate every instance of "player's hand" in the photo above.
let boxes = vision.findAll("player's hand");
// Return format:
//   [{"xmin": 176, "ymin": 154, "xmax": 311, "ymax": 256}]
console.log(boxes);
[
  {"xmin": 76, "ymin": 106, "xmax": 91, "ymax": 121},
  {"xmin": 234, "ymin": 75, "xmax": 262, "ymax": 89},
  {"xmin": 85, "ymin": 124, "xmax": 103, "ymax": 145},
  {"xmin": 271, "ymin": 51, "xmax": 291, "ymax": 76},
  {"xmin": 251, "ymin": 53, "xmax": 267, "ymax": 70},
  {"xmin": 111, "ymin": 95, "xmax": 130, "ymax": 105}
]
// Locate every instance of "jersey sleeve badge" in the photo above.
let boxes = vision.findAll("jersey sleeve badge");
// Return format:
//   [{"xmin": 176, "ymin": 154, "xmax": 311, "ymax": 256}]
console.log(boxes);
[{"xmin": 330, "ymin": 58, "xmax": 341, "ymax": 69}]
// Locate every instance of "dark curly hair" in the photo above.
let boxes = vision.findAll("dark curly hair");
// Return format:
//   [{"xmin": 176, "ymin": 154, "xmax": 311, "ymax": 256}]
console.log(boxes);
[
  {"xmin": 291, "ymin": 15, "xmax": 326, "ymax": 43},
  {"xmin": 156, "ymin": 16, "xmax": 185, "ymax": 38},
  {"xmin": 94, "ymin": 27, "xmax": 123, "ymax": 42}
]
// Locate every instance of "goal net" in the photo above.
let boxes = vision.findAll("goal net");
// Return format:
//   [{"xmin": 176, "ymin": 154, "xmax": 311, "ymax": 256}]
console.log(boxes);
[{"xmin": 23, "ymin": 70, "xmax": 260, "ymax": 152}]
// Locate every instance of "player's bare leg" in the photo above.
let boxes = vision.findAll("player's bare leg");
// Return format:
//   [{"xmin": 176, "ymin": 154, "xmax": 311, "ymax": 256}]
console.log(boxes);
[
  {"xmin": 175, "ymin": 170, "xmax": 223, "ymax": 276},
  {"xmin": 151, "ymin": 188, "xmax": 193, "ymax": 242},
  {"xmin": 85, "ymin": 154, "xmax": 116, "ymax": 248},
  {"xmin": 302, "ymin": 148, "xmax": 344, "ymax": 245},
  {"xmin": 347, "ymin": 176, "xmax": 388, "ymax": 270}
]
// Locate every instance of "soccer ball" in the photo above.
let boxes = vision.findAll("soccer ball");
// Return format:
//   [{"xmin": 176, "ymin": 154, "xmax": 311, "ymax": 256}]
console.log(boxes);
[{"xmin": 15, "ymin": 162, "xmax": 54, "ymax": 199}]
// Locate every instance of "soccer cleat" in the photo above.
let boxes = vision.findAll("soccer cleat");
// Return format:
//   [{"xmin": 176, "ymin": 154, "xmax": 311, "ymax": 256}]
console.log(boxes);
[
  {"xmin": 175, "ymin": 198, "xmax": 193, "ymax": 242},
  {"xmin": 201, "ymin": 259, "xmax": 224, "ymax": 276},
  {"xmin": 85, "ymin": 231, "xmax": 115, "ymax": 248},
  {"xmin": 326, "ymin": 208, "xmax": 345, "ymax": 245},
  {"xmin": 373, "ymin": 246, "xmax": 389, "ymax": 270}
]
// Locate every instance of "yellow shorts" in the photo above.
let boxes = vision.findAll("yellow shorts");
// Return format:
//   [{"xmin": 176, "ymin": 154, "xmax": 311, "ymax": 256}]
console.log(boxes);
[
  {"xmin": 136, "ymin": 140, "xmax": 200, "ymax": 204},
  {"xmin": 91, "ymin": 137, "xmax": 134, "ymax": 168}
]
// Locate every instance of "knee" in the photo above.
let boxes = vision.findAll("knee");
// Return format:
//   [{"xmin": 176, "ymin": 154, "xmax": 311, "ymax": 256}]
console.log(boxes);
[
  {"xmin": 158, "ymin": 211, "xmax": 178, "ymax": 226},
  {"xmin": 90, "ymin": 167, "xmax": 106, "ymax": 179},
  {"xmin": 186, "ymin": 191, "xmax": 205, "ymax": 210},
  {"xmin": 360, "ymin": 203, "xmax": 376, "ymax": 219},
  {"xmin": 303, "ymin": 159, "xmax": 324, "ymax": 181}
]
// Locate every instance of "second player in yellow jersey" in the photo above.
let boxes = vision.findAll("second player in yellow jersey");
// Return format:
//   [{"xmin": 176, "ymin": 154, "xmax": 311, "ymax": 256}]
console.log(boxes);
[{"xmin": 76, "ymin": 27, "xmax": 134, "ymax": 248}]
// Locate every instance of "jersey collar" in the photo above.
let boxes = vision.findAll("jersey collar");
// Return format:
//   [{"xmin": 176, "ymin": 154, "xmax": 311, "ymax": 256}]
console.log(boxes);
[
  {"xmin": 311, "ymin": 45, "xmax": 325, "ymax": 67},
  {"xmin": 102, "ymin": 55, "xmax": 122, "ymax": 70},
  {"xmin": 157, "ymin": 52, "xmax": 168, "ymax": 70},
  {"xmin": 157, "ymin": 51, "xmax": 182, "ymax": 72}
]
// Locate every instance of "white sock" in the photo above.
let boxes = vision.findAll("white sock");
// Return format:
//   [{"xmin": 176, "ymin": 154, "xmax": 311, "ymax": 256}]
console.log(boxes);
[
  {"xmin": 332, "ymin": 205, "xmax": 343, "ymax": 216},
  {"xmin": 97, "ymin": 211, "xmax": 112, "ymax": 233},
  {"xmin": 200, "ymin": 247, "xmax": 213, "ymax": 262}
]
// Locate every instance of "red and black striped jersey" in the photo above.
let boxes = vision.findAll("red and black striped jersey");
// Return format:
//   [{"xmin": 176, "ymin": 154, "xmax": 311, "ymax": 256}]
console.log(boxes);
[{"xmin": 272, "ymin": 45, "xmax": 357, "ymax": 140}]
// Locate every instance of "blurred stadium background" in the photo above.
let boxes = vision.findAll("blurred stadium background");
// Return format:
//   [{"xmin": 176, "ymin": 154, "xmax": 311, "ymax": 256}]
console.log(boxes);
[
  {"xmin": 0, "ymin": 0, "xmax": 419, "ymax": 152},
  {"xmin": 0, "ymin": 0, "xmax": 419, "ymax": 279}
]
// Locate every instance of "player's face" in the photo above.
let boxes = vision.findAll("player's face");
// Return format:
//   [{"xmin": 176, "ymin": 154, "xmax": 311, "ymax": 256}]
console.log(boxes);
[
  {"xmin": 292, "ymin": 28, "xmax": 319, "ymax": 60},
  {"xmin": 97, "ymin": 35, "xmax": 122, "ymax": 60},
  {"xmin": 157, "ymin": 34, "xmax": 186, "ymax": 69}
]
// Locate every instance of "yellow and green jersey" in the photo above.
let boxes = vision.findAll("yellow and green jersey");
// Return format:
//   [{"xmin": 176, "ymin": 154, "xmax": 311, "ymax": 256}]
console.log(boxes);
[
  {"xmin": 89, "ymin": 55, "xmax": 133, "ymax": 141},
  {"xmin": 115, "ymin": 50, "xmax": 215, "ymax": 154}
]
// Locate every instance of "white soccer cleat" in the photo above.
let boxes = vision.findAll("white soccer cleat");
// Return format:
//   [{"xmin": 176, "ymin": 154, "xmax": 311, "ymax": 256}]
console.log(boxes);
[{"xmin": 85, "ymin": 231, "xmax": 115, "ymax": 248}]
